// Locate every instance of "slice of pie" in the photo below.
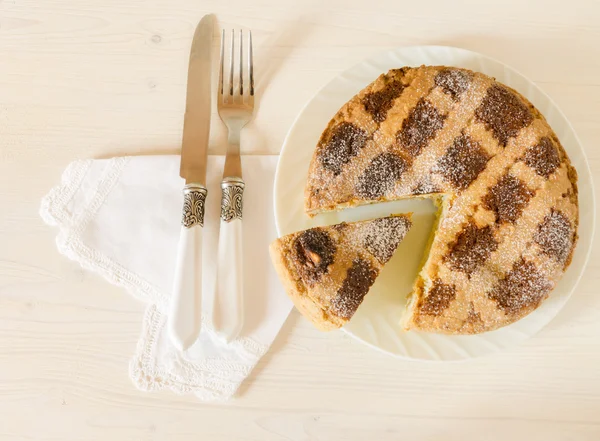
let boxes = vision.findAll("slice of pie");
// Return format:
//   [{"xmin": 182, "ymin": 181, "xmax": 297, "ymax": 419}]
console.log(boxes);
[{"xmin": 270, "ymin": 215, "xmax": 412, "ymax": 330}]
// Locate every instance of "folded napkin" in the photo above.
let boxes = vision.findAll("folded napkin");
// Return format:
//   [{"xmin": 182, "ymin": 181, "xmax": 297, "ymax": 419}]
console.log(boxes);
[{"xmin": 40, "ymin": 155, "xmax": 292, "ymax": 401}]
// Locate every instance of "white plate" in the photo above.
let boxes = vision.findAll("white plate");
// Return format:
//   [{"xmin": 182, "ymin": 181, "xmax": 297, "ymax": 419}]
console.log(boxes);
[{"xmin": 274, "ymin": 46, "xmax": 595, "ymax": 360}]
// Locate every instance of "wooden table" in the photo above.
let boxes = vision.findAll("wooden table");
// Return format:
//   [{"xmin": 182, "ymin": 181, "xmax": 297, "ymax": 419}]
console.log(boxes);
[{"xmin": 1, "ymin": 0, "xmax": 599, "ymax": 439}]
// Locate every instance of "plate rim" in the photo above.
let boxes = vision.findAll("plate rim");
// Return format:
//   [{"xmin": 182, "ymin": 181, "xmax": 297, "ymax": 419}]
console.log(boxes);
[{"xmin": 273, "ymin": 45, "xmax": 596, "ymax": 360}]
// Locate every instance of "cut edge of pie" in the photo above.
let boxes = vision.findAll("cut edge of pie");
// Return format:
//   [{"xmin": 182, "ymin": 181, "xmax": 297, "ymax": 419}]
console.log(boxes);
[{"xmin": 400, "ymin": 193, "xmax": 452, "ymax": 330}]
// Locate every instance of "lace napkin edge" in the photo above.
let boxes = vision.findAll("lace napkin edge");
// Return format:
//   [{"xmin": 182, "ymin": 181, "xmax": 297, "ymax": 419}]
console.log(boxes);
[{"xmin": 39, "ymin": 158, "xmax": 166, "ymax": 306}]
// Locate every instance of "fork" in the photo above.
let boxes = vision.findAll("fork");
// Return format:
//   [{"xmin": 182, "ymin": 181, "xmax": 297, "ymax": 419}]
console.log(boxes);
[{"xmin": 212, "ymin": 29, "xmax": 255, "ymax": 342}]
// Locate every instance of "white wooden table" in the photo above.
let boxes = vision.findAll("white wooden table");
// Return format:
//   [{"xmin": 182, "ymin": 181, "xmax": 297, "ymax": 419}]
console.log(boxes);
[{"xmin": 1, "ymin": 1, "xmax": 600, "ymax": 439}]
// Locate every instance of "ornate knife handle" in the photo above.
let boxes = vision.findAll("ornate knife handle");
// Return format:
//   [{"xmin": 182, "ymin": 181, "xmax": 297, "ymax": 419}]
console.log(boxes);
[
  {"xmin": 168, "ymin": 183, "xmax": 207, "ymax": 351},
  {"xmin": 182, "ymin": 184, "xmax": 208, "ymax": 227},
  {"xmin": 213, "ymin": 176, "xmax": 245, "ymax": 341}
]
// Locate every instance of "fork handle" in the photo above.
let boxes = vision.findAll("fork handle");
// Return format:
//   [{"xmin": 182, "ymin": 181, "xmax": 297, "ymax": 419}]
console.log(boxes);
[
  {"xmin": 168, "ymin": 184, "xmax": 206, "ymax": 351},
  {"xmin": 213, "ymin": 176, "xmax": 245, "ymax": 342}
]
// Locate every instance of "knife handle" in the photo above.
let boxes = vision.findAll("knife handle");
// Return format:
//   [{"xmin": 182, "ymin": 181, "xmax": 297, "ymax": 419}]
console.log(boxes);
[
  {"xmin": 168, "ymin": 183, "xmax": 206, "ymax": 351},
  {"xmin": 213, "ymin": 177, "xmax": 244, "ymax": 342}
]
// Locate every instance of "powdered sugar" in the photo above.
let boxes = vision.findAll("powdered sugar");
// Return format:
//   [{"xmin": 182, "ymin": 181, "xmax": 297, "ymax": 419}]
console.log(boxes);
[
  {"xmin": 534, "ymin": 209, "xmax": 573, "ymax": 264},
  {"xmin": 319, "ymin": 122, "xmax": 368, "ymax": 176},
  {"xmin": 488, "ymin": 259, "xmax": 553, "ymax": 314},
  {"xmin": 434, "ymin": 68, "xmax": 472, "ymax": 99},
  {"xmin": 358, "ymin": 215, "xmax": 411, "ymax": 264}
]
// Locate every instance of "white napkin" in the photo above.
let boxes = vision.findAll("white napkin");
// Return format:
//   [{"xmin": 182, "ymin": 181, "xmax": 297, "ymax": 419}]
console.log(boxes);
[{"xmin": 40, "ymin": 155, "xmax": 292, "ymax": 401}]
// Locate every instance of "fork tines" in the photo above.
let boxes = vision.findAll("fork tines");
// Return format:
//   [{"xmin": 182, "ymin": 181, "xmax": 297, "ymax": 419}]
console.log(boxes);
[{"xmin": 218, "ymin": 29, "xmax": 254, "ymax": 101}]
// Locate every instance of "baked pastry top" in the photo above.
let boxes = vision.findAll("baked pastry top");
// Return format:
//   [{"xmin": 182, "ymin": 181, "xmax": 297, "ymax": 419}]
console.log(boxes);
[
  {"xmin": 304, "ymin": 66, "xmax": 578, "ymax": 334},
  {"xmin": 270, "ymin": 215, "xmax": 412, "ymax": 330}
]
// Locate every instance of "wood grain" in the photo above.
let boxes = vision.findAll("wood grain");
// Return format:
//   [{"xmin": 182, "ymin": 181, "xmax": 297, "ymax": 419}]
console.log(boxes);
[{"xmin": 1, "ymin": 0, "xmax": 600, "ymax": 439}]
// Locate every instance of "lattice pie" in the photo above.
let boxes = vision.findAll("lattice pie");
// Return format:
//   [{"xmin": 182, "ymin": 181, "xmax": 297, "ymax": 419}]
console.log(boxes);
[{"xmin": 302, "ymin": 66, "xmax": 578, "ymax": 334}]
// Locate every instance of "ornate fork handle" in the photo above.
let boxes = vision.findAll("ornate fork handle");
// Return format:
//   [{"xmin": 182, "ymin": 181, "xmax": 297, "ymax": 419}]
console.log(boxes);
[{"xmin": 220, "ymin": 177, "xmax": 244, "ymax": 222}]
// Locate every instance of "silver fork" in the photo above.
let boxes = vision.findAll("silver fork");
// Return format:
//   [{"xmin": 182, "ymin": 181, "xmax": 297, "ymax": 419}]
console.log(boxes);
[{"xmin": 212, "ymin": 29, "xmax": 255, "ymax": 342}]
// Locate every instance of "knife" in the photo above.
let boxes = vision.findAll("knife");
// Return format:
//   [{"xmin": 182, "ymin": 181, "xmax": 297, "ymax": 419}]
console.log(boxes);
[{"xmin": 168, "ymin": 14, "xmax": 214, "ymax": 351}]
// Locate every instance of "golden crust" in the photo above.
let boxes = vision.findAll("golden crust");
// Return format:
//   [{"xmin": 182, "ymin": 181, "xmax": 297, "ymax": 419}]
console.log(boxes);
[{"xmin": 304, "ymin": 66, "xmax": 579, "ymax": 334}]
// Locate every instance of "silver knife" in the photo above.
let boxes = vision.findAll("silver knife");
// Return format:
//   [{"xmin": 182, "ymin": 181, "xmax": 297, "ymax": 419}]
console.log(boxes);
[{"xmin": 168, "ymin": 14, "xmax": 214, "ymax": 351}]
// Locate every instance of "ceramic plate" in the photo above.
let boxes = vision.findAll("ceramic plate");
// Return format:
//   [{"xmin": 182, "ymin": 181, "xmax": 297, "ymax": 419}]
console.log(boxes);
[{"xmin": 274, "ymin": 46, "xmax": 595, "ymax": 360}]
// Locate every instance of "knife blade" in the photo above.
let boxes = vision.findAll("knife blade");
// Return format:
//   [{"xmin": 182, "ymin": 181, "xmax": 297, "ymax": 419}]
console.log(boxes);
[{"xmin": 180, "ymin": 14, "xmax": 213, "ymax": 185}]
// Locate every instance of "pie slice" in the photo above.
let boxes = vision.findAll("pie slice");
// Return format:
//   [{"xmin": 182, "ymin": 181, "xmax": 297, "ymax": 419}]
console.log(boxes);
[{"xmin": 270, "ymin": 215, "xmax": 412, "ymax": 330}]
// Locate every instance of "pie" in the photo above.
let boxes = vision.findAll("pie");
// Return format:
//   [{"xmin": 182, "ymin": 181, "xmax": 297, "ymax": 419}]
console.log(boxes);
[{"xmin": 304, "ymin": 66, "xmax": 579, "ymax": 334}]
